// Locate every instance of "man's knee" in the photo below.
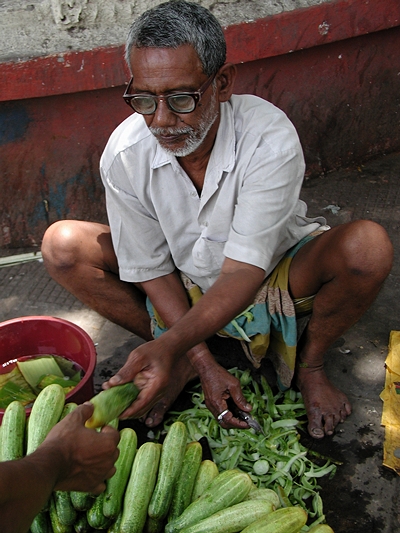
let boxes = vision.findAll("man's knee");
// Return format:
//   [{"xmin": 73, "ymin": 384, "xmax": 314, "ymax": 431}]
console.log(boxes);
[
  {"xmin": 42, "ymin": 220, "xmax": 88, "ymax": 270},
  {"xmin": 339, "ymin": 219, "xmax": 393, "ymax": 280}
]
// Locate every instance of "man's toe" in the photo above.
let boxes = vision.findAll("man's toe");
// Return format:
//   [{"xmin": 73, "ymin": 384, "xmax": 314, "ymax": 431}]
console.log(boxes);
[{"xmin": 309, "ymin": 426, "xmax": 324, "ymax": 438}]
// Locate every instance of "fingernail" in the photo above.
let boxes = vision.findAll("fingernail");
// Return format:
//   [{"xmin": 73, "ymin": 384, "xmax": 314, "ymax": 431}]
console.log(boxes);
[
  {"xmin": 312, "ymin": 428, "xmax": 324, "ymax": 436},
  {"xmin": 110, "ymin": 374, "xmax": 122, "ymax": 384}
]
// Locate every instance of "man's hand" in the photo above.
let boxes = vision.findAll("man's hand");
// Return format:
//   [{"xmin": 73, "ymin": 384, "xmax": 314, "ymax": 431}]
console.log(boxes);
[
  {"xmin": 102, "ymin": 339, "xmax": 176, "ymax": 420},
  {"xmin": 103, "ymin": 262, "xmax": 265, "ymax": 427},
  {"xmin": 190, "ymin": 350, "xmax": 252, "ymax": 430},
  {"xmin": 40, "ymin": 403, "xmax": 120, "ymax": 494}
]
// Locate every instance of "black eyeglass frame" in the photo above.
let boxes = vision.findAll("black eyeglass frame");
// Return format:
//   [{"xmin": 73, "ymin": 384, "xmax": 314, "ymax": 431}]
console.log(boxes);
[{"xmin": 123, "ymin": 73, "xmax": 216, "ymax": 115}]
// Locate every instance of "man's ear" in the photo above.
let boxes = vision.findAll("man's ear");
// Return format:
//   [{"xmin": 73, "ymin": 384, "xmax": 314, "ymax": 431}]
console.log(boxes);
[{"xmin": 217, "ymin": 63, "xmax": 237, "ymax": 102}]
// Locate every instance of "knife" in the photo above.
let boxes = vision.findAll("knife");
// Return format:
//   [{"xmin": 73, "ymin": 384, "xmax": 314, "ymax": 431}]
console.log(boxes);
[{"xmin": 227, "ymin": 398, "xmax": 266, "ymax": 435}]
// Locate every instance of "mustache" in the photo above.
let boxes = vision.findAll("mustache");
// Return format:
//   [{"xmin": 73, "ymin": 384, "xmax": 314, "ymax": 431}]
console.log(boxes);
[{"xmin": 149, "ymin": 126, "xmax": 193, "ymax": 136}]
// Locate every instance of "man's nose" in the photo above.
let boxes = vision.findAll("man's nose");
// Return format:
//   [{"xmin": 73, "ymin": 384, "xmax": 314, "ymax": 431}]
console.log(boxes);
[{"xmin": 150, "ymin": 97, "xmax": 178, "ymax": 127}]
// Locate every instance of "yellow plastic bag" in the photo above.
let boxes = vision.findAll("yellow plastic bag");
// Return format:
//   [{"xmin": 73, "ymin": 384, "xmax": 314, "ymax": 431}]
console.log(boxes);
[{"xmin": 380, "ymin": 331, "xmax": 400, "ymax": 473}]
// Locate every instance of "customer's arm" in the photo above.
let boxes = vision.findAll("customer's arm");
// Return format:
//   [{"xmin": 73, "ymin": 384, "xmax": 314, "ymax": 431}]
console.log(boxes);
[{"xmin": 0, "ymin": 402, "xmax": 120, "ymax": 533}]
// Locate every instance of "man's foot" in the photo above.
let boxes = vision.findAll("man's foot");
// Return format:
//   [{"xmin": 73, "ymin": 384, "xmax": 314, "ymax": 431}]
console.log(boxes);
[
  {"xmin": 143, "ymin": 355, "xmax": 198, "ymax": 428},
  {"xmin": 296, "ymin": 365, "xmax": 352, "ymax": 438}
]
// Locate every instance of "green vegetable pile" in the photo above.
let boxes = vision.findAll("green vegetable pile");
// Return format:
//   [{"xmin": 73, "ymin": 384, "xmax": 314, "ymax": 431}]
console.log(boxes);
[{"xmin": 158, "ymin": 368, "xmax": 338, "ymax": 526}]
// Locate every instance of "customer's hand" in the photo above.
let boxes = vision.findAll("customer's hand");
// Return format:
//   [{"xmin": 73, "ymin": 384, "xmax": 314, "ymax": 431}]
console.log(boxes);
[{"xmin": 40, "ymin": 402, "xmax": 120, "ymax": 494}]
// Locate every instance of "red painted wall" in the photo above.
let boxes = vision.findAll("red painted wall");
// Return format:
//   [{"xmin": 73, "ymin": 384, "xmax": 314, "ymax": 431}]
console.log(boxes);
[
  {"xmin": 234, "ymin": 27, "xmax": 400, "ymax": 175},
  {"xmin": 0, "ymin": 0, "xmax": 399, "ymax": 248}
]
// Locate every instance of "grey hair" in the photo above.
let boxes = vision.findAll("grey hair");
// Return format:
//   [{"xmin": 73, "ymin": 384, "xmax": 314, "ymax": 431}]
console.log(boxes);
[{"xmin": 125, "ymin": 0, "xmax": 226, "ymax": 76}]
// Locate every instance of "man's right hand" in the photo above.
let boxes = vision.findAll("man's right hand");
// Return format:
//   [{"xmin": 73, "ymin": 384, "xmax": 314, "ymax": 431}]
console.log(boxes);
[{"xmin": 102, "ymin": 339, "xmax": 176, "ymax": 421}]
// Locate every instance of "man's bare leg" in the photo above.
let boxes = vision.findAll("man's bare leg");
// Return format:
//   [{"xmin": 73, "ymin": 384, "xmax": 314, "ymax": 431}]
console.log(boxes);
[
  {"xmin": 288, "ymin": 220, "xmax": 393, "ymax": 438},
  {"xmin": 41, "ymin": 220, "xmax": 197, "ymax": 425},
  {"xmin": 42, "ymin": 220, "xmax": 151, "ymax": 339}
]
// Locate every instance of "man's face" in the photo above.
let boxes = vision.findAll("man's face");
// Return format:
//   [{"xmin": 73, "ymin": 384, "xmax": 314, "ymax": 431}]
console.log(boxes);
[{"xmin": 128, "ymin": 45, "xmax": 220, "ymax": 157}]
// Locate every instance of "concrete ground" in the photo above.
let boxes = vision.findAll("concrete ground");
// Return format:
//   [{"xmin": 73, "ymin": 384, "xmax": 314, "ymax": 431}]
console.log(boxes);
[{"xmin": 1, "ymin": 151, "xmax": 400, "ymax": 532}]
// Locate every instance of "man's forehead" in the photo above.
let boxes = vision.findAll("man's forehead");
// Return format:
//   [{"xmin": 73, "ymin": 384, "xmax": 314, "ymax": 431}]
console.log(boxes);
[
  {"xmin": 129, "ymin": 45, "xmax": 205, "ymax": 90},
  {"xmin": 129, "ymin": 44, "xmax": 202, "ymax": 72}
]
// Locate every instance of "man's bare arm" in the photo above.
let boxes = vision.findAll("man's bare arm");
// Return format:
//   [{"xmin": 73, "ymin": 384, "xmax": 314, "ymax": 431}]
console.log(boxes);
[
  {"xmin": 106, "ymin": 259, "xmax": 265, "ymax": 425},
  {"xmin": 159, "ymin": 258, "xmax": 266, "ymax": 355}
]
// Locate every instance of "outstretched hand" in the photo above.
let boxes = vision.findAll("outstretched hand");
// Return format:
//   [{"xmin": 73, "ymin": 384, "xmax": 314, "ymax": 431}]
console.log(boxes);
[{"xmin": 40, "ymin": 402, "xmax": 120, "ymax": 494}]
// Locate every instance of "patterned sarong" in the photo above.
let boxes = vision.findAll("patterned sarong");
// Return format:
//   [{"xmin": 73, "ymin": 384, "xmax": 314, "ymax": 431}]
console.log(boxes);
[{"xmin": 146, "ymin": 228, "xmax": 329, "ymax": 390}]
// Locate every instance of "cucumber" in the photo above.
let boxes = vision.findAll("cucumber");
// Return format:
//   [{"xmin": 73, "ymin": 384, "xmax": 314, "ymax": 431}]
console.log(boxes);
[
  {"xmin": 179, "ymin": 499, "xmax": 275, "ymax": 533},
  {"xmin": 307, "ymin": 525, "xmax": 335, "ymax": 532},
  {"xmin": 1, "ymin": 400, "xmax": 26, "ymax": 461},
  {"xmin": 107, "ymin": 512, "xmax": 122, "ymax": 533},
  {"xmin": 26, "ymin": 383, "xmax": 65, "ymax": 455},
  {"xmin": 168, "ymin": 441, "xmax": 203, "ymax": 521},
  {"xmin": 30, "ymin": 510, "xmax": 51, "ymax": 533},
  {"xmin": 191, "ymin": 459, "xmax": 219, "ymax": 502},
  {"xmin": 53, "ymin": 490, "xmax": 77, "ymax": 527},
  {"xmin": 49, "ymin": 495, "xmax": 73, "ymax": 533},
  {"xmin": 245, "ymin": 487, "xmax": 280, "ymax": 509},
  {"xmin": 53, "ymin": 402, "xmax": 78, "ymax": 526},
  {"xmin": 85, "ymin": 383, "xmax": 140, "ymax": 429},
  {"xmin": 240, "ymin": 506, "xmax": 308, "ymax": 533},
  {"xmin": 60, "ymin": 402, "xmax": 78, "ymax": 418},
  {"xmin": 70, "ymin": 491, "xmax": 96, "ymax": 512},
  {"xmin": 73, "ymin": 512, "xmax": 92, "ymax": 533},
  {"xmin": 120, "ymin": 441, "xmax": 162, "ymax": 533},
  {"xmin": 148, "ymin": 421, "xmax": 188, "ymax": 521},
  {"xmin": 165, "ymin": 469, "xmax": 253, "ymax": 533},
  {"xmin": 107, "ymin": 417, "xmax": 120, "ymax": 429},
  {"xmin": 86, "ymin": 491, "xmax": 113, "ymax": 530},
  {"xmin": 103, "ymin": 427, "xmax": 138, "ymax": 519}
]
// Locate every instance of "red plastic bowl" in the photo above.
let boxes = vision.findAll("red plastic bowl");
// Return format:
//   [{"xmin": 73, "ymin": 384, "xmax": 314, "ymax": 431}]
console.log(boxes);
[{"xmin": 0, "ymin": 316, "xmax": 96, "ymax": 422}]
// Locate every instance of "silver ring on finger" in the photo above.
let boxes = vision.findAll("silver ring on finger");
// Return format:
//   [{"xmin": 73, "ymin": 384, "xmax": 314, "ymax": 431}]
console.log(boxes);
[{"xmin": 217, "ymin": 409, "xmax": 229, "ymax": 422}]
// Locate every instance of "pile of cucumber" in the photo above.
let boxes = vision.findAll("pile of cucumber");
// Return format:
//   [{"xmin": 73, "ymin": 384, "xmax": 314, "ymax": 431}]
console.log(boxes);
[{"xmin": 0, "ymin": 383, "xmax": 334, "ymax": 533}]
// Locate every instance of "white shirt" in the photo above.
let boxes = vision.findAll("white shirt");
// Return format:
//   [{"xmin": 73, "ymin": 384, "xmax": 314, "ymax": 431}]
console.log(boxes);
[{"xmin": 100, "ymin": 94, "xmax": 325, "ymax": 292}]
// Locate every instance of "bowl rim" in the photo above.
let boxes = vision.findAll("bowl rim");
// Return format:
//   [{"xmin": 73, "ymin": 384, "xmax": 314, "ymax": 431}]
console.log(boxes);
[{"xmin": 0, "ymin": 315, "xmax": 97, "ymax": 415}]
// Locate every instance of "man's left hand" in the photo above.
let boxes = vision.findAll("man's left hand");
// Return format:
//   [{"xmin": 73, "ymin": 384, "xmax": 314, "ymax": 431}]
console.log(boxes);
[{"xmin": 199, "ymin": 361, "xmax": 252, "ymax": 429}]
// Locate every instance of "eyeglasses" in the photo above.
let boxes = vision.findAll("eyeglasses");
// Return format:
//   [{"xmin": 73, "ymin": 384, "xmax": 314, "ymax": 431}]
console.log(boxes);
[{"xmin": 123, "ymin": 73, "xmax": 215, "ymax": 115}]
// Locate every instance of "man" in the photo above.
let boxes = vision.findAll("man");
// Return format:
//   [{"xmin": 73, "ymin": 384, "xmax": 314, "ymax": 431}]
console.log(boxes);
[
  {"xmin": 1, "ymin": 402, "xmax": 120, "ymax": 533},
  {"xmin": 41, "ymin": 0, "xmax": 393, "ymax": 439}
]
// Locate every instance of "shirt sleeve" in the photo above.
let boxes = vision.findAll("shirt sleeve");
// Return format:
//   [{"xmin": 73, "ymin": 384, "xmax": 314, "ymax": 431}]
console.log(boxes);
[
  {"xmin": 223, "ymin": 129, "xmax": 311, "ymax": 274},
  {"xmin": 101, "ymin": 156, "xmax": 176, "ymax": 283}
]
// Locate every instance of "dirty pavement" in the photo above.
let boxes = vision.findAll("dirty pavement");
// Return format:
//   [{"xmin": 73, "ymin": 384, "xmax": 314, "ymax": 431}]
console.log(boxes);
[{"xmin": 1, "ymin": 151, "xmax": 399, "ymax": 532}]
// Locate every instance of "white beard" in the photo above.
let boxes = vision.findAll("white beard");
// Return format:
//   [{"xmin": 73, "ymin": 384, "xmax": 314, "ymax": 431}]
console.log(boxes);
[{"xmin": 149, "ymin": 89, "xmax": 218, "ymax": 158}]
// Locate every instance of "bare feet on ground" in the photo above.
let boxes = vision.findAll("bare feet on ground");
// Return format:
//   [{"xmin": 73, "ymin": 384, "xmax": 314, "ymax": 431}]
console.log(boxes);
[
  {"xmin": 296, "ymin": 366, "xmax": 352, "ymax": 439},
  {"xmin": 143, "ymin": 356, "xmax": 198, "ymax": 428}
]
